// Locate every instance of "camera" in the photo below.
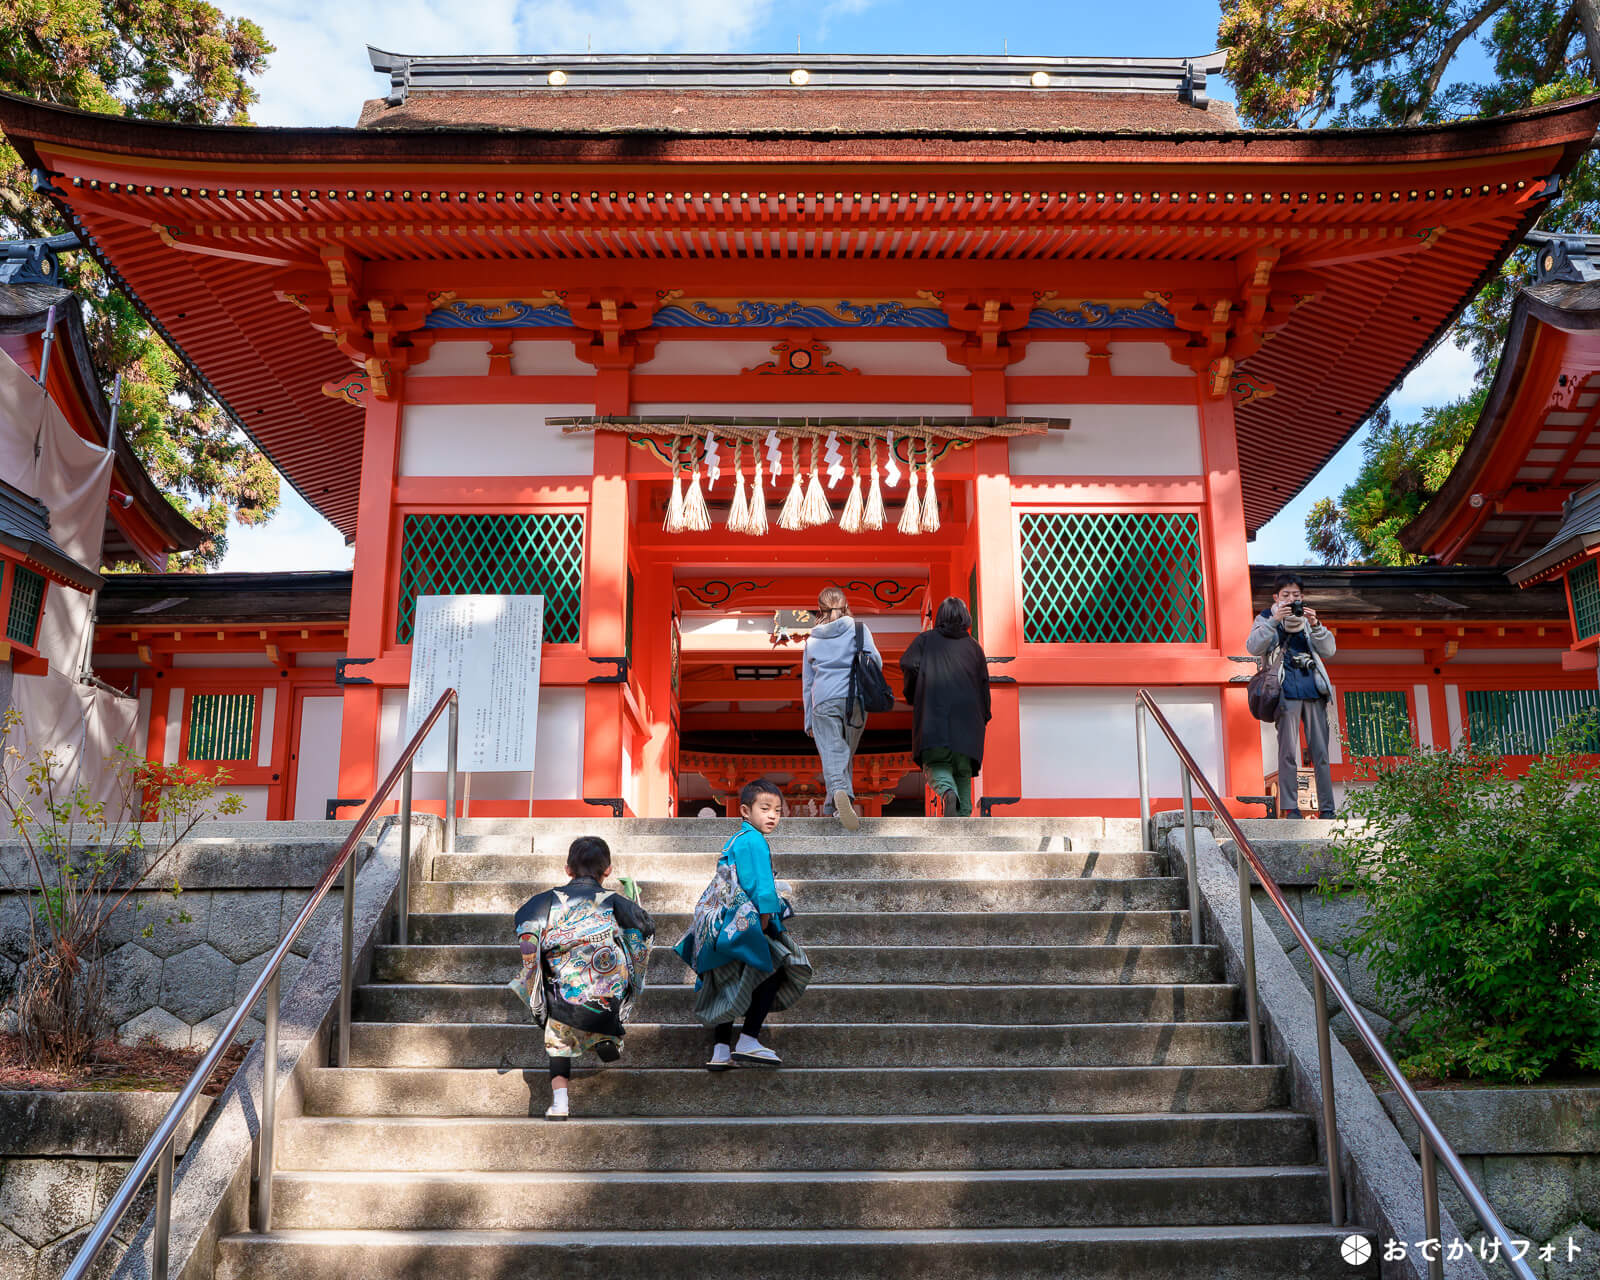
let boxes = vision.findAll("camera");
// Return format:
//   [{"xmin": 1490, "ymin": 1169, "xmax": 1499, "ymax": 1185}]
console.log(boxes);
[
  {"xmin": 1287, "ymin": 651, "xmax": 1316, "ymax": 672},
  {"xmin": 1289, "ymin": 600, "xmax": 1305, "ymax": 617}
]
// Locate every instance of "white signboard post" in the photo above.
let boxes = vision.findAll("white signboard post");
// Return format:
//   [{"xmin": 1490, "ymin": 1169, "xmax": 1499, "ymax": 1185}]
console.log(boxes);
[{"xmin": 406, "ymin": 595, "xmax": 543, "ymax": 776}]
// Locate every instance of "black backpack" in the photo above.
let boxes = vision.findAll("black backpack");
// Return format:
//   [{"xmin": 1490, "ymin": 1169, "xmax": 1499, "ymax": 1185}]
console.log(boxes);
[{"xmin": 848, "ymin": 619, "xmax": 896, "ymax": 717}]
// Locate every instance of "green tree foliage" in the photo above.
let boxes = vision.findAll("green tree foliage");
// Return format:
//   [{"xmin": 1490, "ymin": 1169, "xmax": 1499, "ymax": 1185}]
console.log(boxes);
[
  {"xmin": 1305, "ymin": 389, "xmax": 1485, "ymax": 564},
  {"xmin": 1221, "ymin": 3, "xmax": 1600, "ymax": 560},
  {"xmin": 0, "ymin": 0, "xmax": 278, "ymax": 568},
  {"xmin": 1322, "ymin": 716, "xmax": 1600, "ymax": 1083}
]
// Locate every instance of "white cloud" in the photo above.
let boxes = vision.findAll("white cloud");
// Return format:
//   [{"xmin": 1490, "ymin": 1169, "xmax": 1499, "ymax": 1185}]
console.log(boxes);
[
  {"xmin": 219, "ymin": 488, "xmax": 353, "ymax": 573},
  {"xmin": 245, "ymin": 0, "xmax": 795, "ymax": 127},
  {"xmin": 1389, "ymin": 338, "xmax": 1479, "ymax": 420}
]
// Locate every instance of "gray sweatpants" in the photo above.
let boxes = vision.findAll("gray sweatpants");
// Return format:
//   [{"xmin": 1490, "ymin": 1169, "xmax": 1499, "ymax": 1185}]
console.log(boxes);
[
  {"xmin": 811, "ymin": 697, "xmax": 865, "ymax": 813},
  {"xmin": 1275, "ymin": 697, "xmax": 1334, "ymax": 816}
]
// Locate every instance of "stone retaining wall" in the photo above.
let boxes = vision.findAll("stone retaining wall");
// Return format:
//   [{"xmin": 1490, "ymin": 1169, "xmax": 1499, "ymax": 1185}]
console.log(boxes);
[{"xmin": 0, "ymin": 825, "xmax": 368, "ymax": 1049}]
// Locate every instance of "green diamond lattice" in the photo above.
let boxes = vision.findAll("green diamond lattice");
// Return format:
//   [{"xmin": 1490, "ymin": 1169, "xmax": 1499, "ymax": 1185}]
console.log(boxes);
[
  {"xmin": 396, "ymin": 513, "xmax": 584, "ymax": 645},
  {"xmin": 5, "ymin": 566, "xmax": 44, "ymax": 647},
  {"xmin": 1342, "ymin": 690, "xmax": 1410, "ymax": 757},
  {"xmin": 1571, "ymin": 559, "xmax": 1600, "ymax": 641},
  {"xmin": 187, "ymin": 693, "xmax": 256, "ymax": 762},
  {"xmin": 1466, "ymin": 688, "xmax": 1600, "ymax": 754},
  {"xmin": 1019, "ymin": 512, "xmax": 1206, "ymax": 644}
]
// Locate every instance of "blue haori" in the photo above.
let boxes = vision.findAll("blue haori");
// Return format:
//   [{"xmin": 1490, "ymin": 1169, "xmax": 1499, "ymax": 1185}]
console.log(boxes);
[{"xmin": 674, "ymin": 822, "xmax": 813, "ymax": 1028}]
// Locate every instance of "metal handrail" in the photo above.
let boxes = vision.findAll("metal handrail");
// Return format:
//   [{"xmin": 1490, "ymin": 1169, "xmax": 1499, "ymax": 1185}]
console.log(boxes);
[
  {"xmin": 64, "ymin": 687, "xmax": 461, "ymax": 1280},
  {"xmin": 1134, "ymin": 689, "xmax": 1535, "ymax": 1280}
]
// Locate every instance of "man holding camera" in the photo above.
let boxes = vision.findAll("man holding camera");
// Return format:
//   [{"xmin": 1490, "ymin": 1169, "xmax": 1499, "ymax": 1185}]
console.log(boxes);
[{"xmin": 1247, "ymin": 572, "xmax": 1338, "ymax": 819}]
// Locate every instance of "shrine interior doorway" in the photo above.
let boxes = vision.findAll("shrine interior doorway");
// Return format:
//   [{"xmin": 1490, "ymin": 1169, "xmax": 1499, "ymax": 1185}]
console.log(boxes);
[{"xmin": 672, "ymin": 566, "xmax": 937, "ymax": 818}]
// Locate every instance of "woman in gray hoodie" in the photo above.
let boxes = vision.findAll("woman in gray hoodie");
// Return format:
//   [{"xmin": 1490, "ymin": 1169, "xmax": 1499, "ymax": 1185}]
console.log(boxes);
[{"xmin": 801, "ymin": 586, "xmax": 883, "ymax": 832}]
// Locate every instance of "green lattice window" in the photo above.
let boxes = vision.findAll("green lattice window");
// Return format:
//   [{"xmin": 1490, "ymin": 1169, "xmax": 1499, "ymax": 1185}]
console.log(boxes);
[
  {"xmin": 1466, "ymin": 688, "xmax": 1600, "ymax": 754},
  {"xmin": 968, "ymin": 565, "xmax": 980, "ymax": 638},
  {"xmin": 396, "ymin": 513, "xmax": 584, "ymax": 645},
  {"xmin": 1571, "ymin": 559, "xmax": 1600, "ymax": 641},
  {"xmin": 187, "ymin": 693, "xmax": 256, "ymax": 762},
  {"xmin": 1343, "ymin": 690, "xmax": 1410, "ymax": 757},
  {"xmin": 1019, "ymin": 512, "xmax": 1206, "ymax": 644},
  {"xmin": 625, "ymin": 568, "xmax": 635, "ymax": 668},
  {"xmin": 5, "ymin": 566, "xmax": 44, "ymax": 647}
]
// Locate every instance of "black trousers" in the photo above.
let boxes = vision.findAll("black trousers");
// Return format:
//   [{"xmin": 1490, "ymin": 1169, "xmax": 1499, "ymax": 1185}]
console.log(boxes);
[
  {"xmin": 714, "ymin": 969, "xmax": 785, "ymax": 1045},
  {"xmin": 548, "ymin": 1055, "xmax": 572, "ymax": 1080}
]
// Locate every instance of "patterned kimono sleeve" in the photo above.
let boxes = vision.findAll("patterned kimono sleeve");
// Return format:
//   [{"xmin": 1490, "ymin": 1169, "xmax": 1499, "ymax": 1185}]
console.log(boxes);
[
  {"xmin": 507, "ymin": 904, "xmax": 547, "ymax": 1020},
  {"xmin": 613, "ymin": 894, "xmax": 655, "ymax": 1003}
]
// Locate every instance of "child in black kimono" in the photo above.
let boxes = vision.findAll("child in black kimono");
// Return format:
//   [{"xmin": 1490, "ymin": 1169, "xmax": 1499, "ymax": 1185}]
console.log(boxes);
[{"xmin": 509, "ymin": 836, "xmax": 654, "ymax": 1120}]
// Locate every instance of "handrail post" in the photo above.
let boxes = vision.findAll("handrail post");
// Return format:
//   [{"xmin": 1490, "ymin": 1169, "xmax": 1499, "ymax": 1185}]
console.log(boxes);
[
  {"xmin": 255, "ymin": 969, "xmax": 279, "ymax": 1230},
  {"xmin": 398, "ymin": 763, "xmax": 414, "ymax": 947},
  {"xmin": 338, "ymin": 846, "xmax": 355, "ymax": 1068},
  {"xmin": 1421, "ymin": 1137, "xmax": 1443, "ymax": 1280},
  {"xmin": 153, "ymin": 1134, "xmax": 174, "ymax": 1280},
  {"xmin": 445, "ymin": 693, "xmax": 459, "ymax": 854},
  {"xmin": 1135, "ymin": 701, "xmax": 1151, "ymax": 852},
  {"xmin": 1179, "ymin": 769, "xmax": 1201, "ymax": 947},
  {"xmin": 1237, "ymin": 850, "xmax": 1263, "ymax": 1065},
  {"xmin": 1312, "ymin": 968, "xmax": 1344, "ymax": 1225}
]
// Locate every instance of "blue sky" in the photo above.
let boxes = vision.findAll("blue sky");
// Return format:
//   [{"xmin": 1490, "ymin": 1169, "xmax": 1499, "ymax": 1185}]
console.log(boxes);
[{"xmin": 216, "ymin": 0, "xmax": 1489, "ymax": 572}]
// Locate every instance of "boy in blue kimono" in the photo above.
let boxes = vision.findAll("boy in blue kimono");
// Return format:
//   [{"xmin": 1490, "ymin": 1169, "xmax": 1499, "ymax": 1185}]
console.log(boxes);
[
  {"xmin": 675, "ymin": 777, "xmax": 812, "ymax": 1070},
  {"xmin": 509, "ymin": 836, "xmax": 654, "ymax": 1120}
]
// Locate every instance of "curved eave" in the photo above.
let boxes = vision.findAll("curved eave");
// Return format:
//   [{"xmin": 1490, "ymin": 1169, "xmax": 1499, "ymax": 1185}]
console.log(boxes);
[
  {"xmin": 1401, "ymin": 280, "xmax": 1600, "ymax": 561},
  {"xmin": 2, "ymin": 86, "xmax": 1597, "ymax": 164},
  {"xmin": 3, "ymin": 90, "xmax": 1597, "ymax": 538}
]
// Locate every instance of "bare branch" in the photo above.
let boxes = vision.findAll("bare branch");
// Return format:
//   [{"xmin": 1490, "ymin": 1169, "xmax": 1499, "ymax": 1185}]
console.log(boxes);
[{"xmin": 1404, "ymin": 0, "xmax": 1512, "ymax": 125}]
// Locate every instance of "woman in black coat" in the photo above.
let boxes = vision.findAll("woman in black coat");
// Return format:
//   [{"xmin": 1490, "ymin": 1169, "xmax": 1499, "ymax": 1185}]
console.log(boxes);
[{"xmin": 900, "ymin": 596, "xmax": 991, "ymax": 817}]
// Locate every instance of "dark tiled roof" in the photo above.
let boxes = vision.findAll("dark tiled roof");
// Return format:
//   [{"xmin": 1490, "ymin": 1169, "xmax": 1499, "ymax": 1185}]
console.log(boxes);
[
  {"xmin": 1508, "ymin": 481, "xmax": 1600, "ymax": 583},
  {"xmin": 96, "ymin": 570, "xmax": 351, "ymax": 625},
  {"xmin": 1250, "ymin": 564, "xmax": 1567, "ymax": 620},
  {"xmin": 358, "ymin": 89, "xmax": 1239, "ymax": 134},
  {"xmin": 0, "ymin": 477, "xmax": 101, "ymax": 591}
]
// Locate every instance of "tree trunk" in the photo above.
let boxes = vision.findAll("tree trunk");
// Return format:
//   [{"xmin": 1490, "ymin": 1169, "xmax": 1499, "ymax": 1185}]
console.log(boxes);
[{"xmin": 1576, "ymin": 0, "xmax": 1600, "ymax": 81}]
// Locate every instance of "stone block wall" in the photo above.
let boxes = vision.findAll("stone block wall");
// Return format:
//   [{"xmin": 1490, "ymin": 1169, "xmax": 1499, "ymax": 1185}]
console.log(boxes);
[{"xmin": 0, "ymin": 825, "xmax": 367, "ymax": 1049}]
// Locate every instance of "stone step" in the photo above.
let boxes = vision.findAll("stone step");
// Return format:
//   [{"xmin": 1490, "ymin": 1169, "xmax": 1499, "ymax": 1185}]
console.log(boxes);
[
  {"xmin": 302, "ymin": 1063, "xmax": 1282, "ymax": 1117},
  {"xmin": 373, "ymin": 943, "xmax": 1224, "ymax": 986},
  {"xmin": 429, "ymin": 848, "xmax": 1156, "ymax": 881},
  {"xmin": 265, "ymin": 1166, "xmax": 1332, "ymax": 1232},
  {"xmin": 405, "ymin": 910, "xmax": 1194, "ymax": 947},
  {"xmin": 274, "ymin": 1111, "xmax": 1317, "ymax": 1173},
  {"xmin": 460, "ymin": 833, "xmax": 1071, "ymax": 854},
  {"xmin": 411, "ymin": 877, "xmax": 1185, "ymax": 915},
  {"xmin": 347, "ymin": 1021, "xmax": 1255, "ymax": 1069},
  {"xmin": 450, "ymin": 816, "xmax": 1072, "ymax": 841},
  {"xmin": 353, "ymin": 982, "xmax": 1239, "ymax": 1027},
  {"xmin": 216, "ymin": 1224, "xmax": 1377, "ymax": 1280}
]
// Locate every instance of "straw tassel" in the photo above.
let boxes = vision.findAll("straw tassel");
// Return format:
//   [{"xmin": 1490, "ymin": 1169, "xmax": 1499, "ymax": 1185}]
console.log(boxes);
[
  {"xmin": 896, "ymin": 437, "xmax": 922, "ymax": 535},
  {"xmin": 725, "ymin": 439, "xmax": 750, "ymax": 533},
  {"xmin": 838, "ymin": 441, "xmax": 865, "ymax": 533},
  {"xmin": 778, "ymin": 436, "xmax": 806, "ymax": 530},
  {"xmin": 863, "ymin": 436, "xmax": 885, "ymax": 530},
  {"xmin": 681, "ymin": 446, "xmax": 711, "ymax": 532},
  {"xmin": 919, "ymin": 434, "xmax": 941, "ymax": 532},
  {"xmin": 801, "ymin": 434, "xmax": 833, "ymax": 527},
  {"xmin": 664, "ymin": 435, "xmax": 685, "ymax": 532},
  {"xmin": 747, "ymin": 452, "xmax": 769, "ymax": 536}
]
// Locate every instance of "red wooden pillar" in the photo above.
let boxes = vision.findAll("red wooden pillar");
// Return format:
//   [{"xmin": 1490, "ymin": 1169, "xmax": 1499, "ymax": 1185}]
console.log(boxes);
[
  {"xmin": 971, "ymin": 437, "xmax": 1021, "ymax": 805},
  {"xmin": 1197, "ymin": 388, "xmax": 1262, "ymax": 807},
  {"xmin": 582, "ymin": 433, "xmax": 629, "ymax": 810},
  {"xmin": 633, "ymin": 558, "xmax": 677, "ymax": 817},
  {"xmin": 338, "ymin": 390, "xmax": 403, "ymax": 806}
]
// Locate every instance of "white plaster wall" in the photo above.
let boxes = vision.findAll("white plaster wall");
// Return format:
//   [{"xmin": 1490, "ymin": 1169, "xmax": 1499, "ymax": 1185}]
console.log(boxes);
[
  {"xmin": 1006, "ymin": 340, "xmax": 1187, "ymax": 378},
  {"xmin": 217, "ymin": 785, "xmax": 269, "ymax": 820},
  {"xmin": 1006, "ymin": 403, "xmax": 1202, "ymax": 476},
  {"xmin": 172, "ymin": 654, "xmax": 273, "ymax": 668},
  {"xmin": 1326, "ymin": 649, "xmax": 1423, "ymax": 665},
  {"xmin": 164, "ymin": 687, "xmax": 183, "ymax": 762},
  {"xmin": 292, "ymin": 695, "xmax": 345, "ymax": 820},
  {"xmin": 410, "ymin": 341, "xmax": 491, "ymax": 377},
  {"xmin": 642, "ymin": 342, "xmax": 785, "ymax": 376},
  {"xmin": 1449, "ymin": 649, "xmax": 1565, "ymax": 664},
  {"xmin": 377, "ymin": 685, "xmax": 584, "ymax": 804},
  {"xmin": 1019, "ymin": 686, "xmax": 1222, "ymax": 798},
  {"xmin": 634, "ymin": 400, "xmax": 956, "ymax": 419},
  {"xmin": 1445, "ymin": 684, "xmax": 1463, "ymax": 744},
  {"xmin": 413, "ymin": 340, "xmax": 591, "ymax": 377},
  {"xmin": 823, "ymin": 342, "xmax": 956, "ymax": 376},
  {"xmin": 1412, "ymin": 684, "xmax": 1435, "ymax": 747},
  {"xmin": 400, "ymin": 403, "xmax": 595, "ymax": 476},
  {"xmin": 256, "ymin": 688, "xmax": 277, "ymax": 766}
]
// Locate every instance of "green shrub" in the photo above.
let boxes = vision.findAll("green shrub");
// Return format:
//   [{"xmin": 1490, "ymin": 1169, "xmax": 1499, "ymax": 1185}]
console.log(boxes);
[{"xmin": 1323, "ymin": 717, "xmax": 1600, "ymax": 1082}]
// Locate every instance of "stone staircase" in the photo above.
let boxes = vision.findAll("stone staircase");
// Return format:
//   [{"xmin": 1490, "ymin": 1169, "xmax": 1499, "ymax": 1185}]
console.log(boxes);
[{"xmin": 216, "ymin": 817, "xmax": 1376, "ymax": 1279}]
